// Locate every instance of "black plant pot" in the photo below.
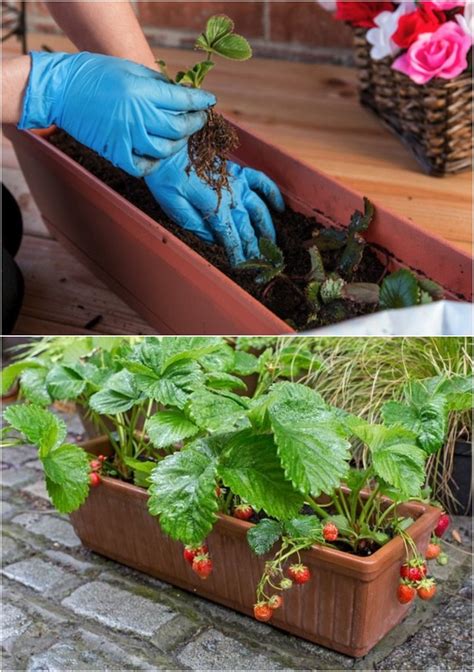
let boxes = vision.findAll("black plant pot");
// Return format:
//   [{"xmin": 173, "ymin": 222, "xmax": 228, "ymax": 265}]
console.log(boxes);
[{"xmin": 449, "ymin": 440, "xmax": 472, "ymax": 515}]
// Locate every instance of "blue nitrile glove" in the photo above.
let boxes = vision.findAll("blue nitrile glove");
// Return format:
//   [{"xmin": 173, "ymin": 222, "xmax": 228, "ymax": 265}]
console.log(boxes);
[
  {"xmin": 145, "ymin": 147, "xmax": 285, "ymax": 265},
  {"xmin": 18, "ymin": 51, "xmax": 215, "ymax": 177}
]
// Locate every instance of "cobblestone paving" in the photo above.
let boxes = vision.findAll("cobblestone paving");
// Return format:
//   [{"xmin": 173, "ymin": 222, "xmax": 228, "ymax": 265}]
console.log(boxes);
[{"xmin": 1, "ymin": 409, "xmax": 472, "ymax": 671}]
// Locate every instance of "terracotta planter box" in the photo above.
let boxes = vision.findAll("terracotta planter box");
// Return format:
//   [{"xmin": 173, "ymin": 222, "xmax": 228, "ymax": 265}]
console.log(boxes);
[
  {"xmin": 70, "ymin": 437, "xmax": 440, "ymax": 657},
  {"xmin": 5, "ymin": 124, "xmax": 471, "ymax": 335}
]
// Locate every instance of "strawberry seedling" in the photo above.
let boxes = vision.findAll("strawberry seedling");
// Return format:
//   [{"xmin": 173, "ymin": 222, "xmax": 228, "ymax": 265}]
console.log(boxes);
[{"xmin": 158, "ymin": 15, "xmax": 252, "ymax": 203}]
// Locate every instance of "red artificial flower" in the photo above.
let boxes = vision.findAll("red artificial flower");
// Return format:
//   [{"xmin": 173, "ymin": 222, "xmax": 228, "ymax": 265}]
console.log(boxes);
[
  {"xmin": 334, "ymin": 1, "xmax": 396, "ymax": 28},
  {"xmin": 392, "ymin": 6, "xmax": 444, "ymax": 49}
]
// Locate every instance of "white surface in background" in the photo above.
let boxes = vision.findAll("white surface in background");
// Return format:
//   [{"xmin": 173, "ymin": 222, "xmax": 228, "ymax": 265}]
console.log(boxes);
[{"xmin": 303, "ymin": 301, "xmax": 473, "ymax": 336}]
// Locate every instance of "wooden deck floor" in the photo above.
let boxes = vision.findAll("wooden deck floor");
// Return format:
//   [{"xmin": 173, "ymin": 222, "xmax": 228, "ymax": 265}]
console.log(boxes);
[{"xmin": 3, "ymin": 32, "xmax": 472, "ymax": 335}]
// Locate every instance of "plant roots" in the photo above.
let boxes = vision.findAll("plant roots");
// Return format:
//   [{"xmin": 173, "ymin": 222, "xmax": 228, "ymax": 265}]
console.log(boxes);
[{"xmin": 187, "ymin": 109, "xmax": 239, "ymax": 207}]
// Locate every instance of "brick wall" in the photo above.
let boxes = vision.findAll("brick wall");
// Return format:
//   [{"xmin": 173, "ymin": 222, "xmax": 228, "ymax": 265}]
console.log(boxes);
[{"xmin": 20, "ymin": 1, "xmax": 353, "ymax": 64}]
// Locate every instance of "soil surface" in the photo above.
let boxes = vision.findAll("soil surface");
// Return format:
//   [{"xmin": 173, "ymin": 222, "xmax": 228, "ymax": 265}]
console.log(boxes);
[{"xmin": 50, "ymin": 131, "xmax": 385, "ymax": 330}]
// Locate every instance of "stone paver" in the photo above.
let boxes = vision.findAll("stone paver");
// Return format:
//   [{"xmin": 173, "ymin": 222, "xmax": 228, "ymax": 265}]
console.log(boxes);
[
  {"xmin": 177, "ymin": 628, "xmax": 285, "ymax": 670},
  {"xmin": 375, "ymin": 576, "xmax": 472, "ymax": 671},
  {"xmin": 13, "ymin": 512, "xmax": 80, "ymax": 548},
  {"xmin": 3, "ymin": 557, "xmax": 68, "ymax": 593},
  {"xmin": 22, "ymin": 479, "xmax": 51, "ymax": 501},
  {"xmin": 23, "ymin": 458, "xmax": 43, "ymax": 472},
  {"xmin": 1, "ymin": 467, "xmax": 37, "ymax": 488},
  {"xmin": 1, "ymin": 446, "xmax": 37, "ymax": 467},
  {"xmin": 1, "ymin": 536, "xmax": 24, "ymax": 564},
  {"xmin": 26, "ymin": 642, "xmax": 115, "ymax": 672},
  {"xmin": 62, "ymin": 581, "xmax": 176, "ymax": 637},
  {"xmin": 1, "ymin": 603, "xmax": 31, "ymax": 645}
]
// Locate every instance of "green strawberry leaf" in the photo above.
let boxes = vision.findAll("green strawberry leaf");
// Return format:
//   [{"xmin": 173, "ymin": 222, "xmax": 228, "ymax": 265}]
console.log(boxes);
[
  {"xmin": 269, "ymin": 396, "xmax": 350, "ymax": 497},
  {"xmin": 145, "ymin": 410, "xmax": 199, "ymax": 449},
  {"xmin": 205, "ymin": 371, "xmax": 247, "ymax": 392},
  {"xmin": 283, "ymin": 516, "xmax": 323, "ymax": 542},
  {"xmin": 231, "ymin": 350, "xmax": 259, "ymax": 376},
  {"xmin": 1, "ymin": 360, "xmax": 44, "ymax": 394},
  {"xmin": 433, "ymin": 375, "xmax": 473, "ymax": 412},
  {"xmin": 46, "ymin": 364, "xmax": 87, "ymax": 401},
  {"xmin": 123, "ymin": 457, "xmax": 156, "ymax": 488},
  {"xmin": 188, "ymin": 389, "xmax": 249, "ymax": 432},
  {"xmin": 210, "ymin": 33, "xmax": 252, "ymax": 61},
  {"xmin": 247, "ymin": 519, "xmax": 283, "ymax": 555},
  {"xmin": 89, "ymin": 370, "xmax": 142, "ymax": 414},
  {"xmin": 20, "ymin": 368, "xmax": 51, "ymax": 406},
  {"xmin": 147, "ymin": 437, "xmax": 220, "ymax": 545},
  {"xmin": 382, "ymin": 396, "xmax": 448, "ymax": 454},
  {"xmin": 43, "ymin": 443, "xmax": 90, "ymax": 513},
  {"xmin": 218, "ymin": 430, "xmax": 304, "ymax": 520},
  {"xmin": 352, "ymin": 424, "xmax": 426, "ymax": 497},
  {"xmin": 379, "ymin": 270, "xmax": 419, "ymax": 309},
  {"xmin": 3, "ymin": 405, "xmax": 67, "ymax": 458},
  {"xmin": 203, "ymin": 15, "xmax": 234, "ymax": 44}
]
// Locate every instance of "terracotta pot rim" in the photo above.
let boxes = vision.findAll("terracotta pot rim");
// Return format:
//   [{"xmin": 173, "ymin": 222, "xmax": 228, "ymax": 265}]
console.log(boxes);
[{"xmin": 81, "ymin": 435, "xmax": 440, "ymax": 578}]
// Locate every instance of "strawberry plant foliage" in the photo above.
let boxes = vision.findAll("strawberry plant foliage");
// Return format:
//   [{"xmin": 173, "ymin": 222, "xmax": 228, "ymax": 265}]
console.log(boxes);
[
  {"xmin": 238, "ymin": 199, "xmax": 444, "ymax": 328},
  {"xmin": 145, "ymin": 410, "xmax": 200, "ymax": 450},
  {"xmin": 2, "ymin": 405, "xmax": 89, "ymax": 513},
  {"xmin": 148, "ymin": 437, "xmax": 221, "ymax": 544},
  {"xmin": 382, "ymin": 375, "xmax": 473, "ymax": 454}
]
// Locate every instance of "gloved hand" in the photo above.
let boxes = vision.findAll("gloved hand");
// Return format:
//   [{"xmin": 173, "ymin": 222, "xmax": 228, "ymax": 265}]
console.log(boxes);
[
  {"xmin": 18, "ymin": 51, "xmax": 215, "ymax": 177},
  {"xmin": 145, "ymin": 147, "xmax": 285, "ymax": 265}
]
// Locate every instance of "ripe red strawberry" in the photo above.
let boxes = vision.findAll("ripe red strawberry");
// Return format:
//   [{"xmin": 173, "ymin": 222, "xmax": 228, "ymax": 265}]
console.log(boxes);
[
  {"xmin": 90, "ymin": 459, "xmax": 102, "ymax": 472},
  {"xmin": 288, "ymin": 564, "xmax": 311, "ymax": 584},
  {"xmin": 89, "ymin": 472, "xmax": 102, "ymax": 487},
  {"xmin": 233, "ymin": 504, "xmax": 254, "ymax": 521},
  {"xmin": 323, "ymin": 522, "xmax": 339, "ymax": 542},
  {"xmin": 253, "ymin": 602, "xmax": 273, "ymax": 622},
  {"xmin": 183, "ymin": 544, "xmax": 208, "ymax": 565},
  {"xmin": 268, "ymin": 595, "xmax": 283, "ymax": 610},
  {"xmin": 426, "ymin": 542, "xmax": 441, "ymax": 560},
  {"xmin": 397, "ymin": 581, "xmax": 416, "ymax": 604},
  {"xmin": 417, "ymin": 578, "xmax": 437, "ymax": 601},
  {"xmin": 192, "ymin": 553, "xmax": 213, "ymax": 580},
  {"xmin": 98, "ymin": 454, "xmax": 107, "ymax": 463},
  {"xmin": 434, "ymin": 513, "xmax": 450, "ymax": 538},
  {"xmin": 400, "ymin": 561, "xmax": 425, "ymax": 582}
]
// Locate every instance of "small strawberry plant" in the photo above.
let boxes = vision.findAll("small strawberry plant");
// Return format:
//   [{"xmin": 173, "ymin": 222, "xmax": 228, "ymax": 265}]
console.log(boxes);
[
  {"xmin": 158, "ymin": 15, "xmax": 252, "ymax": 202},
  {"xmin": 239, "ymin": 199, "xmax": 445, "ymax": 328}
]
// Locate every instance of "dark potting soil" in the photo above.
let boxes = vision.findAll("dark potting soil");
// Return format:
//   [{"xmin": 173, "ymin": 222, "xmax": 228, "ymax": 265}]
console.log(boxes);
[{"xmin": 49, "ymin": 130, "xmax": 385, "ymax": 330}]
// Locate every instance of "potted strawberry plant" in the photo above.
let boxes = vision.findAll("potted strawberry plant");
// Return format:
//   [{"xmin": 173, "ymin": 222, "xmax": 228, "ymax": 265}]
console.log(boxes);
[
  {"xmin": 2, "ymin": 337, "xmax": 444, "ymax": 657},
  {"xmin": 5, "ymin": 14, "xmax": 471, "ymax": 334}
]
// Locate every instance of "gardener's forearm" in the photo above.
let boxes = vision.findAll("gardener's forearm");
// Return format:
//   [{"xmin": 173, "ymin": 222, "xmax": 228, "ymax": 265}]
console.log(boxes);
[
  {"xmin": 2, "ymin": 56, "xmax": 31, "ymax": 124},
  {"xmin": 44, "ymin": 1, "xmax": 157, "ymax": 69}
]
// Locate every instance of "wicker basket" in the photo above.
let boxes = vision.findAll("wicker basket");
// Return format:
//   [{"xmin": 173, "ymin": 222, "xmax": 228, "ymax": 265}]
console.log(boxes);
[{"xmin": 353, "ymin": 27, "xmax": 473, "ymax": 176}]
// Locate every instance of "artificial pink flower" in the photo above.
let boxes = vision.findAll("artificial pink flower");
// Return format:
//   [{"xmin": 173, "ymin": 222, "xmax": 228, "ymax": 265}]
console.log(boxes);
[
  {"xmin": 392, "ymin": 21, "xmax": 471, "ymax": 84},
  {"xmin": 420, "ymin": 1, "xmax": 465, "ymax": 9}
]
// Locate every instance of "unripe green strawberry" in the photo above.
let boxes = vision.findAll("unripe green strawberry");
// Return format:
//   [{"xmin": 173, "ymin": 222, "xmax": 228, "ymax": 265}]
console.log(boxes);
[
  {"xmin": 280, "ymin": 578, "xmax": 293, "ymax": 590},
  {"xmin": 436, "ymin": 553, "xmax": 449, "ymax": 566}
]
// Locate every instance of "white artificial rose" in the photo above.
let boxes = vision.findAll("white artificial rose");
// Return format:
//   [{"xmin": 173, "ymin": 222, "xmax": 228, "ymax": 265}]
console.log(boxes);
[
  {"xmin": 366, "ymin": 2, "xmax": 416, "ymax": 60},
  {"xmin": 456, "ymin": 2, "xmax": 474, "ymax": 42}
]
